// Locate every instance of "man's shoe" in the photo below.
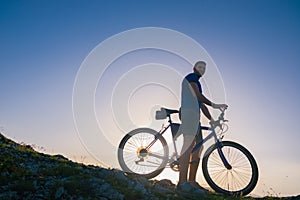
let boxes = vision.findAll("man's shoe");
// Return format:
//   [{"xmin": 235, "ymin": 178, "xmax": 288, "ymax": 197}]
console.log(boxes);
[
  {"xmin": 189, "ymin": 181, "xmax": 209, "ymax": 192},
  {"xmin": 177, "ymin": 182, "xmax": 196, "ymax": 193},
  {"xmin": 177, "ymin": 182, "xmax": 207, "ymax": 196}
]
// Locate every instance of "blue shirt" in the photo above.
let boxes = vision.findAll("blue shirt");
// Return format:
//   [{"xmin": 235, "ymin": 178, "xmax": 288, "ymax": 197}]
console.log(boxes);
[{"xmin": 181, "ymin": 73, "xmax": 202, "ymax": 110}]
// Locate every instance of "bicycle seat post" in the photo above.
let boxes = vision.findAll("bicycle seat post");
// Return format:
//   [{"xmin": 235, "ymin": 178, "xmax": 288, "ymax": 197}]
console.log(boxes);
[{"xmin": 167, "ymin": 114, "xmax": 172, "ymax": 124}]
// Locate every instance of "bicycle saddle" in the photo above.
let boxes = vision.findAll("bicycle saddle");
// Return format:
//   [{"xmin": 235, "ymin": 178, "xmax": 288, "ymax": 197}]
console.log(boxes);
[
  {"xmin": 155, "ymin": 107, "xmax": 179, "ymax": 120},
  {"xmin": 163, "ymin": 107, "xmax": 179, "ymax": 115}
]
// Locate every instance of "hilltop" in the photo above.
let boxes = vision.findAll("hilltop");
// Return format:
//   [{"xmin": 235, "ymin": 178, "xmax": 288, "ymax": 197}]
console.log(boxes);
[{"xmin": 0, "ymin": 132, "xmax": 299, "ymax": 200}]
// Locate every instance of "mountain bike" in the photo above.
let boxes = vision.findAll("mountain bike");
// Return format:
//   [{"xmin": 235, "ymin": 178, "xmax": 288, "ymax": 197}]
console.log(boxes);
[{"xmin": 118, "ymin": 107, "xmax": 259, "ymax": 196}]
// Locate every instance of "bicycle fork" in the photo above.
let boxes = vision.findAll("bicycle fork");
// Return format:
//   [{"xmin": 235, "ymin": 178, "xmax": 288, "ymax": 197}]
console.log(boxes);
[
  {"xmin": 216, "ymin": 141, "xmax": 232, "ymax": 170},
  {"xmin": 192, "ymin": 130, "xmax": 232, "ymax": 170}
]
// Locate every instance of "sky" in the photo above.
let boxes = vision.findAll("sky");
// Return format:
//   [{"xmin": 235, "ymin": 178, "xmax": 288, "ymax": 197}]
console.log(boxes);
[{"xmin": 1, "ymin": 0, "xmax": 300, "ymax": 197}]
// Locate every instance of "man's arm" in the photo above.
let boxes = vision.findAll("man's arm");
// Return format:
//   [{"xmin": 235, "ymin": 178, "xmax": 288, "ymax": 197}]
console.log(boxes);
[
  {"xmin": 201, "ymin": 104, "xmax": 212, "ymax": 120},
  {"xmin": 190, "ymin": 82, "xmax": 213, "ymax": 106},
  {"xmin": 190, "ymin": 82, "xmax": 228, "ymax": 109}
]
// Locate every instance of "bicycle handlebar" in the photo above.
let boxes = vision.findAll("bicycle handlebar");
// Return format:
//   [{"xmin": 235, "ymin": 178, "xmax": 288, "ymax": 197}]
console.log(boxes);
[{"xmin": 210, "ymin": 107, "xmax": 228, "ymax": 130}]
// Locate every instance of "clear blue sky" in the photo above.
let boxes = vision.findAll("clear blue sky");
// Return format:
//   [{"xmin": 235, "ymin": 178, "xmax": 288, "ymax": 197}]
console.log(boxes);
[{"xmin": 1, "ymin": 0, "xmax": 300, "ymax": 197}]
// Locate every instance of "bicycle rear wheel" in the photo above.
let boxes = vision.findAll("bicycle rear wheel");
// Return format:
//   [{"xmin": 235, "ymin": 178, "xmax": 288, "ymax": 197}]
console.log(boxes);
[
  {"xmin": 118, "ymin": 128, "xmax": 169, "ymax": 179},
  {"xmin": 202, "ymin": 141, "xmax": 258, "ymax": 196}
]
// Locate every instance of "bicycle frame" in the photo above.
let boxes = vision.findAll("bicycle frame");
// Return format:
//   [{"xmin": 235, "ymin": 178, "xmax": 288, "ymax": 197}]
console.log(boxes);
[{"xmin": 146, "ymin": 115, "xmax": 232, "ymax": 170}]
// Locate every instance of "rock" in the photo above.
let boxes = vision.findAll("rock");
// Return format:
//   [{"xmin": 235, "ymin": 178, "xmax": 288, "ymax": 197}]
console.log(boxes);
[
  {"xmin": 99, "ymin": 182, "xmax": 110, "ymax": 192},
  {"xmin": 134, "ymin": 181, "xmax": 147, "ymax": 195},
  {"xmin": 0, "ymin": 191, "xmax": 18, "ymax": 200},
  {"xmin": 97, "ymin": 182, "xmax": 124, "ymax": 200},
  {"xmin": 54, "ymin": 186, "xmax": 64, "ymax": 199}
]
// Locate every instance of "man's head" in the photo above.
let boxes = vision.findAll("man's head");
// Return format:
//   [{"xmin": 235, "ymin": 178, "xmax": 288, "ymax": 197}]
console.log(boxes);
[{"xmin": 193, "ymin": 61, "xmax": 206, "ymax": 77}]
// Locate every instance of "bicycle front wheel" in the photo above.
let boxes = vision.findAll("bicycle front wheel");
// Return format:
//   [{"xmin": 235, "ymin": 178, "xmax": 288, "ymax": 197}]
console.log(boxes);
[
  {"xmin": 202, "ymin": 141, "xmax": 258, "ymax": 196},
  {"xmin": 118, "ymin": 128, "xmax": 169, "ymax": 179}
]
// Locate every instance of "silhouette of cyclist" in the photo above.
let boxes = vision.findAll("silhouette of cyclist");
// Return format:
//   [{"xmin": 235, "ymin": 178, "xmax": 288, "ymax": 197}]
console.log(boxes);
[{"xmin": 177, "ymin": 61, "xmax": 228, "ymax": 192}]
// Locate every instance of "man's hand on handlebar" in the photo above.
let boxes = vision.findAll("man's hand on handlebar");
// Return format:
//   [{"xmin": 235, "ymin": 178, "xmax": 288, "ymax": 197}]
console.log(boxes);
[
  {"xmin": 209, "ymin": 105, "xmax": 229, "ymax": 130},
  {"xmin": 212, "ymin": 103, "xmax": 228, "ymax": 111}
]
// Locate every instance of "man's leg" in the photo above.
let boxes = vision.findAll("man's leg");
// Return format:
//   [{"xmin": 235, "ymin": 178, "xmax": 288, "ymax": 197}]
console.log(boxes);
[
  {"xmin": 188, "ymin": 126, "xmax": 203, "ymax": 182},
  {"xmin": 178, "ymin": 135, "xmax": 194, "ymax": 184},
  {"xmin": 188, "ymin": 145, "xmax": 203, "ymax": 182},
  {"xmin": 178, "ymin": 109, "xmax": 199, "ymax": 185}
]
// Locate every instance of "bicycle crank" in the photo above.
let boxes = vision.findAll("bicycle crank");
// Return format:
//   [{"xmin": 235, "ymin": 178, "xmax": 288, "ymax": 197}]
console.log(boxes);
[{"xmin": 170, "ymin": 160, "xmax": 180, "ymax": 172}]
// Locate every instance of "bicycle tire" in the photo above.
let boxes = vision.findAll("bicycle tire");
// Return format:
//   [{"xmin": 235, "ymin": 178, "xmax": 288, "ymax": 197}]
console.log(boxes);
[
  {"xmin": 118, "ymin": 128, "xmax": 169, "ymax": 179},
  {"xmin": 202, "ymin": 141, "xmax": 258, "ymax": 196}
]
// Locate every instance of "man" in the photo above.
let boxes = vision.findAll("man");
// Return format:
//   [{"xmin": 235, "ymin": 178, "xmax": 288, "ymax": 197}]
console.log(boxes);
[{"xmin": 177, "ymin": 61, "xmax": 228, "ymax": 192}]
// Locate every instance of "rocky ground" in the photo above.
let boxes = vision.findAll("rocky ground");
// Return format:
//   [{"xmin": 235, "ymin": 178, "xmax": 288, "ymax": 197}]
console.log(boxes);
[{"xmin": 0, "ymin": 132, "xmax": 299, "ymax": 200}]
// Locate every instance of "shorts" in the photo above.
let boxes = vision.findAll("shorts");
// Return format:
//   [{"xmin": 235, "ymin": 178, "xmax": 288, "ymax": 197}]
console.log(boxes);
[{"xmin": 179, "ymin": 108, "xmax": 203, "ymax": 143}]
